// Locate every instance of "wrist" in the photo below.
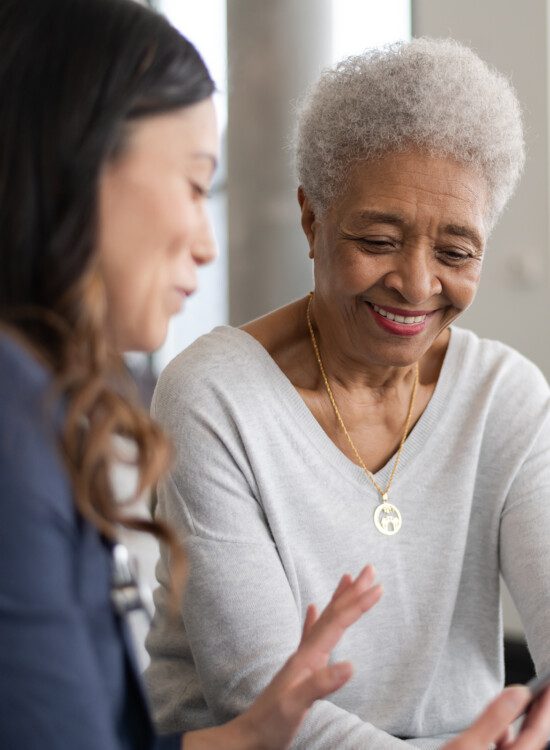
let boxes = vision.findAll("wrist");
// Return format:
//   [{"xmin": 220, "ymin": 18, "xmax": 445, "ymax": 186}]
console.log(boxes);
[
  {"xmin": 220, "ymin": 715, "xmax": 259, "ymax": 750},
  {"xmin": 182, "ymin": 716, "xmax": 258, "ymax": 750}
]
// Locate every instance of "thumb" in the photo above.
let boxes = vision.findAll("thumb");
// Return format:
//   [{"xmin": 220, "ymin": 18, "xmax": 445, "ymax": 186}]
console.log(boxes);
[
  {"xmin": 444, "ymin": 687, "xmax": 530, "ymax": 750},
  {"xmin": 286, "ymin": 662, "xmax": 353, "ymax": 716}
]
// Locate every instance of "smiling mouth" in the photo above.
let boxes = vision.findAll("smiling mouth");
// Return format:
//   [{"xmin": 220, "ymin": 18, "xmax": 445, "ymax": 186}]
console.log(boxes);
[{"xmin": 370, "ymin": 303, "xmax": 428, "ymax": 325}]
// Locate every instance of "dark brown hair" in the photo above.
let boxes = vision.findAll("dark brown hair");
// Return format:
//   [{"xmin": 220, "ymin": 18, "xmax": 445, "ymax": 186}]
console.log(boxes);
[{"xmin": 0, "ymin": 0, "xmax": 215, "ymax": 602}]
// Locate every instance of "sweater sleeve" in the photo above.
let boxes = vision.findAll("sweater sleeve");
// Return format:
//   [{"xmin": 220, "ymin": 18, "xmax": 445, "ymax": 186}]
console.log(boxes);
[
  {"xmin": 499, "ymin": 405, "xmax": 550, "ymax": 677},
  {"xmin": 146, "ymin": 360, "xmax": 412, "ymax": 750}
]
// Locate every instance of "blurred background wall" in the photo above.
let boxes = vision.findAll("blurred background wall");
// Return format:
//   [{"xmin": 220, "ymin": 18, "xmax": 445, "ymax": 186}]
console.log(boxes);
[
  {"xmin": 411, "ymin": 0, "xmax": 549, "ymax": 683},
  {"xmin": 134, "ymin": 0, "xmax": 545, "ymax": 678},
  {"xmin": 150, "ymin": 0, "xmax": 410, "ymax": 370},
  {"xmin": 152, "ymin": 0, "xmax": 550, "ymax": 381}
]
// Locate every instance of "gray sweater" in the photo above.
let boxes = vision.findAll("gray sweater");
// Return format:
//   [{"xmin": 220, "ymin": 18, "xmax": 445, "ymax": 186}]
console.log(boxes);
[{"xmin": 145, "ymin": 325, "xmax": 550, "ymax": 749}]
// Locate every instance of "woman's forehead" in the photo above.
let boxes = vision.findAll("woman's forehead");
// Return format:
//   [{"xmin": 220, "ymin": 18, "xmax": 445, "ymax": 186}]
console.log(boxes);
[
  {"xmin": 120, "ymin": 100, "xmax": 219, "ymax": 169},
  {"xmin": 330, "ymin": 151, "xmax": 488, "ymax": 239}
]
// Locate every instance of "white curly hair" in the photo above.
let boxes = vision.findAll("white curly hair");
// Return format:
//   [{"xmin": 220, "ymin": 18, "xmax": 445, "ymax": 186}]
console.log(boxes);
[{"xmin": 294, "ymin": 38, "xmax": 525, "ymax": 232}]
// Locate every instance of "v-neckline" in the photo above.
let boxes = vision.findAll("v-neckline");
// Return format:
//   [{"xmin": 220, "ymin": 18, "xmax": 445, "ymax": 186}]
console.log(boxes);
[{"xmin": 218, "ymin": 324, "xmax": 465, "ymax": 490}]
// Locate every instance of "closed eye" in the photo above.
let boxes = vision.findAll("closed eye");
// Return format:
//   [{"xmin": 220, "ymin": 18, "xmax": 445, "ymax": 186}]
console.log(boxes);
[
  {"xmin": 190, "ymin": 182, "xmax": 211, "ymax": 200},
  {"xmin": 340, "ymin": 231, "xmax": 399, "ymax": 250},
  {"xmin": 360, "ymin": 239, "xmax": 399, "ymax": 251},
  {"xmin": 437, "ymin": 248, "xmax": 478, "ymax": 265}
]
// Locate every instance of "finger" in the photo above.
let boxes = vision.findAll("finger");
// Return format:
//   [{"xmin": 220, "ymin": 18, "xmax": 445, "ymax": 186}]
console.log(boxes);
[
  {"xmin": 512, "ymin": 686, "xmax": 550, "ymax": 750},
  {"xmin": 247, "ymin": 660, "xmax": 354, "ymax": 748},
  {"xmin": 326, "ymin": 565, "xmax": 377, "ymax": 618},
  {"xmin": 444, "ymin": 687, "xmax": 530, "ymax": 750},
  {"xmin": 494, "ymin": 724, "xmax": 514, "ymax": 748},
  {"xmin": 299, "ymin": 604, "xmax": 318, "ymax": 645},
  {"xmin": 312, "ymin": 583, "xmax": 383, "ymax": 648},
  {"xmin": 330, "ymin": 573, "xmax": 353, "ymax": 603},
  {"xmin": 316, "ymin": 565, "xmax": 377, "ymax": 626},
  {"xmin": 517, "ymin": 684, "xmax": 550, "ymax": 730},
  {"xmin": 299, "ymin": 583, "xmax": 383, "ymax": 659},
  {"xmin": 271, "ymin": 582, "xmax": 381, "ymax": 698},
  {"xmin": 349, "ymin": 564, "xmax": 376, "ymax": 595},
  {"xmin": 285, "ymin": 661, "xmax": 353, "ymax": 715}
]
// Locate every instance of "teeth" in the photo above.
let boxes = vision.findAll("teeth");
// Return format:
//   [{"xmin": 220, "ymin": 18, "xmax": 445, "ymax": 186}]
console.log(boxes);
[{"xmin": 371, "ymin": 303, "xmax": 426, "ymax": 325}]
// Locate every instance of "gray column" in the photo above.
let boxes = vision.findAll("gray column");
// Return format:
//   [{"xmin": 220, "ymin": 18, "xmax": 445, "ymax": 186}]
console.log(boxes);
[{"xmin": 227, "ymin": 0, "xmax": 332, "ymax": 325}]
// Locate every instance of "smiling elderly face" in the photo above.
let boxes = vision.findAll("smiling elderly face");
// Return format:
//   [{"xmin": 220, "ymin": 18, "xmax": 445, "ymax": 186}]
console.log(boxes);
[{"xmin": 303, "ymin": 149, "xmax": 488, "ymax": 367}]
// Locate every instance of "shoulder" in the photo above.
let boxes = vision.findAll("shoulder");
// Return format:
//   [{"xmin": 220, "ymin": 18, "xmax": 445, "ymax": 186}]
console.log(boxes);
[
  {"xmin": 451, "ymin": 326, "xmax": 550, "ymax": 415},
  {"xmin": 0, "ymin": 332, "xmax": 55, "ymax": 434},
  {"xmin": 0, "ymin": 331, "xmax": 50, "ymax": 394},
  {"xmin": 0, "ymin": 333, "xmax": 75, "ymax": 526},
  {"xmin": 152, "ymin": 326, "xmax": 273, "ymax": 421}
]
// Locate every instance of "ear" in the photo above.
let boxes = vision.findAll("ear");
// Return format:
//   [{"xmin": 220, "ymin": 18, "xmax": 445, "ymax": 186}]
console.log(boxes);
[{"xmin": 297, "ymin": 186, "xmax": 317, "ymax": 259}]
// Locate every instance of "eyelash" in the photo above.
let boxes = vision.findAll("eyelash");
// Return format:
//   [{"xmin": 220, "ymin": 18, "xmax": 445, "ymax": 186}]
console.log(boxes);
[
  {"xmin": 437, "ymin": 249, "xmax": 474, "ymax": 265},
  {"xmin": 357, "ymin": 240, "xmax": 476, "ymax": 265},
  {"xmin": 357, "ymin": 239, "xmax": 397, "ymax": 252},
  {"xmin": 190, "ymin": 182, "xmax": 211, "ymax": 200}
]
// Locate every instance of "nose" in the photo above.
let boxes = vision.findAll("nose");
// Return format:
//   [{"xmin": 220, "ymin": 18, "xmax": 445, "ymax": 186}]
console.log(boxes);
[
  {"xmin": 191, "ymin": 205, "xmax": 218, "ymax": 267},
  {"xmin": 383, "ymin": 242, "xmax": 442, "ymax": 304}
]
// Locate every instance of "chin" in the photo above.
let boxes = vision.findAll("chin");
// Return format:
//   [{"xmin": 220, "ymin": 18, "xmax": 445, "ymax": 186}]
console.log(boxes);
[
  {"xmin": 369, "ymin": 334, "xmax": 436, "ymax": 368},
  {"xmin": 142, "ymin": 332, "xmax": 167, "ymax": 354},
  {"xmin": 123, "ymin": 325, "xmax": 167, "ymax": 354}
]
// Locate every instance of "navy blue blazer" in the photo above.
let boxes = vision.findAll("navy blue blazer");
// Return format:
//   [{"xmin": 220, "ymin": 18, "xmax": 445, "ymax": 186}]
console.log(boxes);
[{"xmin": 0, "ymin": 334, "xmax": 180, "ymax": 750}]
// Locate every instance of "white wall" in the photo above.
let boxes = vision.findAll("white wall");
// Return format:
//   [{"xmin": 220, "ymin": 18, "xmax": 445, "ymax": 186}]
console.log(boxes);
[{"xmin": 153, "ymin": 0, "xmax": 229, "ymax": 374}]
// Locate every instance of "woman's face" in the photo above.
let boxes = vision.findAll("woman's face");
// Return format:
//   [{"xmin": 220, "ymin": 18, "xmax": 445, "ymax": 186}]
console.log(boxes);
[
  {"xmin": 302, "ymin": 149, "xmax": 488, "ymax": 367},
  {"xmin": 97, "ymin": 98, "xmax": 218, "ymax": 352}
]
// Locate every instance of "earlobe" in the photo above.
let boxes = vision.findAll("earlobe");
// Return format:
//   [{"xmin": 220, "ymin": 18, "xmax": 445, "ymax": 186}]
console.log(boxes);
[{"xmin": 297, "ymin": 186, "xmax": 316, "ymax": 258}]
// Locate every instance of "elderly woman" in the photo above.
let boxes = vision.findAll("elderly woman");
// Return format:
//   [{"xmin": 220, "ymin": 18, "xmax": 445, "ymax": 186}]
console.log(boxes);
[{"xmin": 145, "ymin": 39, "xmax": 550, "ymax": 748}]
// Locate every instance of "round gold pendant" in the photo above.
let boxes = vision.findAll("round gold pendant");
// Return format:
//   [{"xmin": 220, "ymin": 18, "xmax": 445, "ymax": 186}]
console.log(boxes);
[{"xmin": 374, "ymin": 502, "xmax": 402, "ymax": 536}]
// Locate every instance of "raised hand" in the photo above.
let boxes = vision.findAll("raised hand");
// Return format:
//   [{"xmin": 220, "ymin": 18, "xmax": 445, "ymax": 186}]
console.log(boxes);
[
  {"xmin": 236, "ymin": 564, "xmax": 383, "ymax": 750},
  {"xmin": 183, "ymin": 565, "xmax": 382, "ymax": 750}
]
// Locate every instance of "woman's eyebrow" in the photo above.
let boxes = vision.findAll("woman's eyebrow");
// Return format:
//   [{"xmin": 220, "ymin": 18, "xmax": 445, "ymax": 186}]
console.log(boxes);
[
  {"xmin": 346, "ymin": 210, "xmax": 405, "ymax": 227},
  {"xmin": 442, "ymin": 223, "xmax": 483, "ymax": 250}
]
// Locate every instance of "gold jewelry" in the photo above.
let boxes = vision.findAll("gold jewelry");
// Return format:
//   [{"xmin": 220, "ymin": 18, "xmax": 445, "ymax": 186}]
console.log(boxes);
[{"xmin": 306, "ymin": 293, "xmax": 419, "ymax": 536}]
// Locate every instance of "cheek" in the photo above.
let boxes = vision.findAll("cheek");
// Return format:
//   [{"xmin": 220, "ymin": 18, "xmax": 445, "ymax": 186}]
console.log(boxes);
[
  {"xmin": 101, "ymin": 249, "xmax": 174, "ymax": 351},
  {"xmin": 97, "ymin": 171, "xmax": 193, "ymax": 351},
  {"xmin": 128, "ymin": 276, "xmax": 174, "ymax": 351},
  {"xmin": 448, "ymin": 263, "xmax": 482, "ymax": 308},
  {"xmin": 316, "ymin": 241, "xmax": 381, "ymax": 292}
]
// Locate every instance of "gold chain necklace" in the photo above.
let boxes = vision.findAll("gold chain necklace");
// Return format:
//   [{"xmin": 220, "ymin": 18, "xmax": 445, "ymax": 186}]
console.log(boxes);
[{"xmin": 306, "ymin": 293, "xmax": 419, "ymax": 536}]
